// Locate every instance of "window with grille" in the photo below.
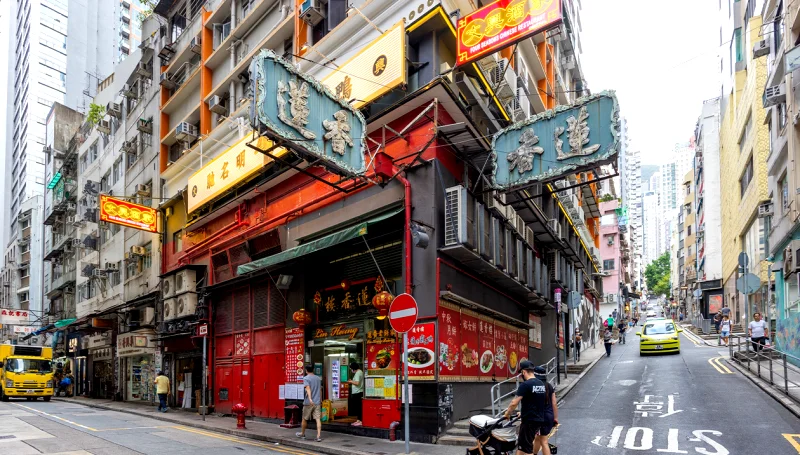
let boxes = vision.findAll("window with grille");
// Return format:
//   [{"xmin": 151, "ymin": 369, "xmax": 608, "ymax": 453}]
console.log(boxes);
[{"xmin": 215, "ymin": 295, "xmax": 232, "ymax": 334}]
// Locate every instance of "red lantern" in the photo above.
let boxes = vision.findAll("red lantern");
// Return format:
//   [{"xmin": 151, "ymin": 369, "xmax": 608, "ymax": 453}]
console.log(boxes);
[
  {"xmin": 293, "ymin": 309, "xmax": 312, "ymax": 327},
  {"xmin": 372, "ymin": 291, "xmax": 393, "ymax": 320},
  {"xmin": 340, "ymin": 279, "xmax": 351, "ymax": 291}
]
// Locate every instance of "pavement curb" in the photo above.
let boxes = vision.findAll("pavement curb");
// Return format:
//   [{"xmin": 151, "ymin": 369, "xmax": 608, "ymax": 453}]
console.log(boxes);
[
  {"xmin": 51, "ymin": 398, "xmax": 373, "ymax": 455},
  {"xmin": 724, "ymin": 359, "xmax": 800, "ymax": 420},
  {"xmin": 556, "ymin": 351, "xmax": 604, "ymax": 406}
]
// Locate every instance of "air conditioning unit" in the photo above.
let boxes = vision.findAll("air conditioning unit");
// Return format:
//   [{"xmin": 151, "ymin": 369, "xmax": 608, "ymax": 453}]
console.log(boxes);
[
  {"xmin": 121, "ymin": 140, "xmax": 136, "ymax": 153},
  {"xmin": 758, "ymin": 201, "xmax": 774, "ymax": 218},
  {"xmin": 130, "ymin": 245, "xmax": 147, "ymax": 256},
  {"xmin": 548, "ymin": 219, "xmax": 562, "ymax": 239},
  {"xmin": 175, "ymin": 269, "xmax": 197, "ymax": 294},
  {"xmin": 515, "ymin": 215, "xmax": 526, "ymax": 236},
  {"xmin": 299, "ymin": 0, "xmax": 326, "ymax": 25},
  {"xmin": 176, "ymin": 293, "xmax": 198, "ymax": 318},
  {"xmin": 71, "ymin": 239, "xmax": 82, "ymax": 248},
  {"xmin": 67, "ymin": 202, "xmax": 77, "ymax": 211},
  {"xmin": 141, "ymin": 307, "xmax": 155, "ymax": 325},
  {"xmin": 484, "ymin": 191, "xmax": 509, "ymax": 219},
  {"xmin": 190, "ymin": 34, "xmax": 202, "ymax": 54},
  {"xmin": 208, "ymin": 95, "xmax": 227, "ymax": 115},
  {"xmin": 163, "ymin": 298, "xmax": 177, "ymax": 321},
  {"xmin": 444, "ymin": 186, "xmax": 476, "ymax": 249},
  {"xmin": 105, "ymin": 262, "xmax": 117, "ymax": 270},
  {"xmin": 92, "ymin": 269, "xmax": 107, "ymax": 278},
  {"xmin": 525, "ymin": 227, "xmax": 535, "ymax": 248},
  {"xmin": 561, "ymin": 55, "xmax": 576, "ymax": 70},
  {"xmin": 753, "ymin": 40, "xmax": 770, "ymax": 58},
  {"xmin": 107, "ymin": 102, "xmax": 122, "ymax": 118},
  {"xmin": 162, "ymin": 275, "xmax": 176, "ymax": 299},
  {"xmin": 562, "ymin": 193, "xmax": 575, "ymax": 210},
  {"xmin": 97, "ymin": 120, "xmax": 111, "ymax": 134},
  {"xmin": 764, "ymin": 83, "xmax": 786, "ymax": 107},
  {"xmin": 135, "ymin": 184, "xmax": 151, "ymax": 196},
  {"xmin": 175, "ymin": 122, "xmax": 198, "ymax": 142},
  {"xmin": 159, "ymin": 72, "xmax": 177, "ymax": 90},
  {"xmin": 136, "ymin": 62, "xmax": 151, "ymax": 78},
  {"xmin": 492, "ymin": 218, "xmax": 507, "ymax": 270}
]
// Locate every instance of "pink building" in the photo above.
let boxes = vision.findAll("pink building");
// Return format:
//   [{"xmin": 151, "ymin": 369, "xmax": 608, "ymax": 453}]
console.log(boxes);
[{"xmin": 599, "ymin": 200, "xmax": 622, "ymax": 316}]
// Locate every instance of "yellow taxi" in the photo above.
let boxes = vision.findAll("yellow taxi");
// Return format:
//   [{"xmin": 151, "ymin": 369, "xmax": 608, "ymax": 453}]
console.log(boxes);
[{"xmin": 636, "ymin": 318, "xmax": 682, "ymax": 355}]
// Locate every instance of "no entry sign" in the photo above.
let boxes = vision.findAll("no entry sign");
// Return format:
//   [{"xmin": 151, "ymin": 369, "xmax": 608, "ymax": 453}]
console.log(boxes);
[{"xmin": 389, "ymin": 293, "xmax": 418, "ymax": 333}]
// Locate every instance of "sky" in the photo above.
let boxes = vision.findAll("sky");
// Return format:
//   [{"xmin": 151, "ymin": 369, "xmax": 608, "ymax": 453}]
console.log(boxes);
[{"xmin": 578, "ymin": 0, "xmax": 721, "ymax": 166}]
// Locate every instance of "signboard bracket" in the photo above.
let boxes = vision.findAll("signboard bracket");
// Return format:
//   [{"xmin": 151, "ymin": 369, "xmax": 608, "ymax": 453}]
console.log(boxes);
[
  {"xmin": 246, "ymin": 133, "xmax": 370, "ymax": 194},
  {"xmin": 506, "ymin": 169, "xmax": 619, "ymax": 199}
]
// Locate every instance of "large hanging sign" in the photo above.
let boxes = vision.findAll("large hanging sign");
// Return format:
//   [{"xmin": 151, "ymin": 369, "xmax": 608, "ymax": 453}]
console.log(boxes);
[
  {"xmin": 457, "ymin": 0, "xmax": 562, "ymax": 66},
  {"xmin": 250, "ymin": 50, "xmax": 368, "ymax": 176},
  {"xmin": 0, "ymin": 309, "xmax": 30, "ymax": 325},
  {"xmin": 321, "ymin": 21, "xmax": 407, "ymax": 109},
  {"xmin": 490, "ymin": 91, "xmax": 620, "ymax": 190},
  {"xmin": 313, "ymin": 277, "xmax": 386, "ymax": 322},
  {"xmin": 99, "ymin": 195, "xmax": 158, "ymax": 233},
  {"xmin": 187, "ymin": 136, "xmax": 286, "ymax": 214}
]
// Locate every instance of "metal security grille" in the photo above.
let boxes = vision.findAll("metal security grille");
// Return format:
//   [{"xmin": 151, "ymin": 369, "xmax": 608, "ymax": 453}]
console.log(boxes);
[
  {"xmin": 233, "ymin": 288, "xmax": 249, "ymax": 332},
  {"xmin": 215, "ymin": 295, "xmax": 232, "ymax": 334},
  {"xmin": 268, "ymin": 285, "xmax": 285, "ymax": 326},
  {"xmin": 253, "ymin": 282, "xmax": 270, "ymax": 328}
]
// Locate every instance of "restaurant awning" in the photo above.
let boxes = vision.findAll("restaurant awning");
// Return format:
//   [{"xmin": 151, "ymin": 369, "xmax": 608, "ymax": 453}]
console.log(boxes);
[{"xmin": 237, "ymin": 208, "xmax": 403, "ymax": 275}]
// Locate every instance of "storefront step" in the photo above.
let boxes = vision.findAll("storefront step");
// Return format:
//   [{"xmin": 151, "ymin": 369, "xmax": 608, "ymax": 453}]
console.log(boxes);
[
  {"xmin": 443, "ymin": 426, "xmax": 471, "ymax": 437},
  {"xmin": 438, "ymin": 435, "xmax": 477, "ymax": 446}
]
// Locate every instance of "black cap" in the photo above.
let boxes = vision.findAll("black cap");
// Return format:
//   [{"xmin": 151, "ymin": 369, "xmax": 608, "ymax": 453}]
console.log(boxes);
[
  {"xmin": 519, "ymin": 360, "xmax": 536, "ymax": 371},
  {"xmin": 533, "ymin": 366, "xmax": 546, "ymax": 374}
]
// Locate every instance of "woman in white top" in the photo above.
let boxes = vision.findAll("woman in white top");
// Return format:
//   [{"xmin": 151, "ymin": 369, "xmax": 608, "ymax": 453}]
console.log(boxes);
[{"xmin": 719, "ymin": 316, "xmax": 732, "ymax": 346}]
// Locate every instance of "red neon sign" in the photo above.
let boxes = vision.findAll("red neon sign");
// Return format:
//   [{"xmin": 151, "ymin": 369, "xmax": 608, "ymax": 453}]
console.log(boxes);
[{"xmin": 457, "ymin": 0, "xmax": 562, "ymax": 66}]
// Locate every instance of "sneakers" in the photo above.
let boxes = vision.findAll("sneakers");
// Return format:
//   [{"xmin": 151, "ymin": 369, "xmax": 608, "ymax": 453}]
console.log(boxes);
[
  {"xmin": 315, "ymin": 437, "xmax": 323, "ymax": 442},
  {"xmin": 296, "ymin": 432, "xmax": 306, "ymax": 439},
  {"xmin": 351, "ymin": 420, "xmax": 363, "ymax": 426}
]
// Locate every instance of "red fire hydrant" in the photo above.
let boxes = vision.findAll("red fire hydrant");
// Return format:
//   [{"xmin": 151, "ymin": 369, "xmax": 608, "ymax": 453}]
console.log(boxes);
[
  {"xmin": 232, "ymin": 403, "xmax": 248, "ymax": 429},
  {"xmin": 389, "ymin": 421, "xmax": 400, "ymax": 441}
]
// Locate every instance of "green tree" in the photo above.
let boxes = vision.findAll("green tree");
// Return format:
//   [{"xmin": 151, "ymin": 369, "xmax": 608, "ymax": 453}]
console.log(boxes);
[
  {"xmin": 645, "ymin": 252, "xmax": 671, "ymax": 297},
  {"xmin": 86, "ymin": 103, "xmax": 105, "ymax": 126},
  {"xmin": 137, "ymin": 0, "xmax": 158, "ymax": 27}
]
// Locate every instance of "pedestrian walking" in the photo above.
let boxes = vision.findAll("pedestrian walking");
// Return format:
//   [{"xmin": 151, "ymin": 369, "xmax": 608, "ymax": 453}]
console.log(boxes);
[
  {"xmin": 618, "ymin": 320, "xmax": 627, "ymax": 344},
  {"xmin": 721, "ymin": 304, "xmax": 731, "ymax": 320},
  {"xmin": 606, "ymin": 314, "xmax": 615, "ymax": 329},
  {"xmin": 154, "ymin": 371, "xmax": 170, "ymax": 413},
  {"xmin": 297, "ymin": 365, "xmax": 323, "ymax": 442},
  {"xmin": 679, "ymin": 312, "xmax": 684, "ymax": 322},
  {"xmin": 713, "ymin": 312, "xmax": 722, "ymax": 335},
  {"xmin": 603, "ymin": 327, "xmax": 613, "ymax": 357},
  {"xmin": 503, "ymin": 360, "xmax": 550, "ymax": 455},
  {"xmin": 532, "ymin": 366, "xmax": 558, "ymax": 455},
  {"xmin": 346, "ymin": 362, "xmax": 363, "ymax": 426},
  {"xmin": 748, "ymin": 312, "xmax": 770, "ymax": 354},
  {"xmin": 720, "ymin": 316, "xmax": 731, "ymax": 347},
  {"xmin": 573, "ymin": 329, "xmax": 582, "ymax": 362}
]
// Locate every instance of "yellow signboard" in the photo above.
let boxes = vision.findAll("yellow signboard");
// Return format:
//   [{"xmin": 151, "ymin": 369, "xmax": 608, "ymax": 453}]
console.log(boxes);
[
  {"xmin": 321, "ymin": 21, "xmax": 406, "ymax": 109},
  {"xmin": 187, "ymin": 135, "xmax": 285, "ymax": 213}
]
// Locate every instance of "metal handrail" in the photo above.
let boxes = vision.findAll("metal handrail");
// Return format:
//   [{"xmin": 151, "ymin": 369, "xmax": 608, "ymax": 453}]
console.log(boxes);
[
  {"xmin": 692, "ymin": 315, "xmax": 711, "ymax": 335},
  {"xmin": 729, "ymin": 335, "xmax": 800, "ymax": 399},
  {"xmin": 490, "ymin": 356, "xmax": 557, "ymax": 415}
]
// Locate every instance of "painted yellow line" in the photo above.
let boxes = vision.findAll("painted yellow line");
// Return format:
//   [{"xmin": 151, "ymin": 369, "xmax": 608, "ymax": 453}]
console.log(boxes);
[
  {"xmin": 707, "ymin": 356, "xmax": 733, "ymax": 374},
  {"xmin": 784, "ymin": 434, "xmax": 800, "ymax": 453},
  {"xmin": 93, "ymin": 425, "xmax": 176, "ymax": 432},
  {"xmin": 12, "ymin": 403, "xmax": 99, "ymax": 431},
  {"xmin": 680, "ymin": 332, "xmax": 701, "ymax": 347},
  {"xmin": 173, "ymin": 425, "xmax": 318, "ymax": 455},
  {"xmin": 714, "ymin": 357, "xmax": 733, "ymax": 374}
]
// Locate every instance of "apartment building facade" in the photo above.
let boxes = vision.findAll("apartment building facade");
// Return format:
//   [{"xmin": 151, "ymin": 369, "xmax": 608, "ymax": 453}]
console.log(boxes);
[{"xmin": 148, "ymin": 0, "xmax": 608, "ymax": 441}]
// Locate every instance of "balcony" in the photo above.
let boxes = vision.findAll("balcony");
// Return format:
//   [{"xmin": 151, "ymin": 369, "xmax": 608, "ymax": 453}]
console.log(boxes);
[{"xmin": 48, "ymin": 267, "xmax": 76, "ymax": 298}]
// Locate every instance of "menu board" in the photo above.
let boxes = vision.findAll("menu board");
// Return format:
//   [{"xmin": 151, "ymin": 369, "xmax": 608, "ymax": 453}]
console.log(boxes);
[
  {"xmin": 438, "ymin": 304, "xmax": 461, "ymax": 381},
  {"xmin": 507, "ymin": 329, "xmax": 520, "ymax": 375},
  {"xmin": 367, "ymin": 340, "xmax": 398, "ymax": 374},
  {"xmin": 459, "ymin": 310, "xmax": 480, "ymax": 380},
  {"xmin": 406, "ymin": 322, "xmax": 436, "ymax": 380},
  {"xmin": 365, "ymin": 375, "xmax": 397, "ymax": 398},
  {"xmin": 493, "ymin": 322, "xmax": 509, "ymax": 379},
  {"xmin": 478, "ymin": 316, "xmax": 495, "ymax": 379},
  {"xmin": 285, "ymin": 328, "xmax": 305, "ymax": 384}
]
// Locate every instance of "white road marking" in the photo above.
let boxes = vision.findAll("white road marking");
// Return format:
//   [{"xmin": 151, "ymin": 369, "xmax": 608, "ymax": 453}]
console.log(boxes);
[
  {"xmin": 657, "ymin": 428, "xmax": 688, "ymax": 453},
  {"xmin": 623, "ymin": 427, "xmax": 654, "ymax": 450},
  {"xmin": 607, "ymin": 425, "xmax": 624, "ymax": 448},
  {"xmin": 691, "ymin": 430, "xmax": 729, "ymax": 455}
]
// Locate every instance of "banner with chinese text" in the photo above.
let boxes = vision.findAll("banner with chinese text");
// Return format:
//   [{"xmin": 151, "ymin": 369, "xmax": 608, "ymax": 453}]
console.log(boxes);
[
  {"xmin": 438, "ymin": 302, "xmax": 462, "ymax": 381},
  {"xmin": 313, "ymin": 277, "xmax": 384, "ymax": 322},
  {"xmin": 366, "ymin": 328, "xmax": 398, "ymax": 375},
  {"xmin": 459, "ymin": 309, "xmax": 480, "ymax": 380},
  {"xmin": 493, "ymin": 322, "xmax": 509, "ymax": 379},
  {"xmin": 406, "ymin": 322, "xmax": 436, "ymax": 380},
  {"xmin": 477, "ymin": 315, "xmax": 495, "ymax": 379},
  {"xmin": 0, "ymin": 309, "xmax": 30, "ymax": 325},
  {"xmin": 529, "ymin": 314, "xmax": 542, "ymax": 349},
  {"xmin": 285, "ymin": 327, "xmax": 305, "ymax": 384}
]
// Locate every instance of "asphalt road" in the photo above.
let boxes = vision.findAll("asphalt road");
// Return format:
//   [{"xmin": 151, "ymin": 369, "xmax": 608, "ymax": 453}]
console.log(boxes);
[
  {"xmin": 553, "ymin": 316, "xmax": 800, "ymax": 454},
  {"xmin": 0, "ymin": 400, "xmax": 315, "ymax": 455}
]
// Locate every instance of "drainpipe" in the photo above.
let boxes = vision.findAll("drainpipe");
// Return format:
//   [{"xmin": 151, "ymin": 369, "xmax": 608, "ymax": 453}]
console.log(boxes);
[
  {"xmin": 395, "ymin": 172, "xmax": 413, "ymax": 295},
  {"xmin": 230, "ymin": 0, "xmax": 238, "ymax": 113}
]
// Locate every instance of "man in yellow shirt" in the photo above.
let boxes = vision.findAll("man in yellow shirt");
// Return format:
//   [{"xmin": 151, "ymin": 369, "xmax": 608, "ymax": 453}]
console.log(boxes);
[{"xmin": 154, "ymin": 371, "xmax": 170, "ymax": 413}]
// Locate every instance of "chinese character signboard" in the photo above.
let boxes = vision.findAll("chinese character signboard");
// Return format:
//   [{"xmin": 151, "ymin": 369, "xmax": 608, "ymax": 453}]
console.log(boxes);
[
  {"xmin": 459, "ymin": 309, "xmax": 480, "ymax": 380},
  {"xmin": 313, "ymin": 277, "xmax": 385, "ymax": 322},
  {"xmin": 187, "ymin": 136, "xmax": 287, "ymax": 213},
  {"xmin": 457, "ymin": 0, "xmax": 562, "ymax": 66},
  {"xmin": 321, "ymin": 21, "xmax": 406, "ymax": 109},
  {"xmin": 529, "ymin": 314, "xmax": 542, "ymax": 349},
  {"xmin": 285, "ymin": 327, "xmax": 305, "ymax": 384},
  {"xmin": 493, "ymin": 322, "xmax": 509, "ymax": 378},
  {"xmin": 13, "ymin": 326, "xmax": 35, "ymax": 334},
  {"xmin": 490, "ymin": 92, "xmax": 620, "ymax": 190},
  {"xmin": 0, "ymin": 309, "xmax": 30, "ymax": 325},
  {"xmin": 99, "ymin": 195, "xmax": 158, "ymax": 233},
  {"xmin": 477, "ymin": 316, "xmax": 495, "ymax": 379},
  {"xmin": 367, "ymin": 328, "xmax": 398, "ymax": 375},
  {"xmin": 250, "ymin": 50, "xmax": 367, "ymax": 177},
  {"xmin": 406, "ymin": 322, "xmax": 435, "ymax": 380},
  {"xmin": 438, "ymin": 303, "xmax": 461, "ymax": 381},
  {"xmin": 116, "ymin": 333, "xmax": 155, "ymax": 357}
]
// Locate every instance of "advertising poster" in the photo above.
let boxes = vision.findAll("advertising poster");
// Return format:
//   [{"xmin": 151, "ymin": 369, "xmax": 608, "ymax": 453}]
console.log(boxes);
[
  {"xmin": 406, "ymin": 322, "xmax": 436, "ymax": 380},
  {"xmin": 709, "ymin": 295, "xmax": 723, "ymax": 315},
  {"xmin": 285, "ymin": 327, "xmax": 305, "ymax": 384},
  {"xmin": 493, "ymin": 322, "xmax": 509, "ymax": 379},
  {"xmin": 459, "ymin": 310, "xmax": 480, "ymax": 380},
  {"xmin": 529, "ymin": 314, "xmax": 542, "ymax": 349},
  {"xmin": 366, "ymin": 328, "xmax": 398, "ymax": 375},
  {"xmin": 438, "ymin": 302, "xmax": 462, "ymax": 381},
  {"xmin": 507, "ymin": 327, "xmax": 522, "ymax": 375},
  {"xmin": 557, "ymin": 318, "xmax": 565, "ymax": 350},
  {"xmin": 478, "ymin": 316, "xmax": 495, "ymax": 380}
]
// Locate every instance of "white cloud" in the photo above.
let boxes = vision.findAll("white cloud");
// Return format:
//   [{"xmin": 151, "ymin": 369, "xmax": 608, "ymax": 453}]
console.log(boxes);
[{"xmin": 579, "ymin": 0, "xmax": 720, "ymax": 165}]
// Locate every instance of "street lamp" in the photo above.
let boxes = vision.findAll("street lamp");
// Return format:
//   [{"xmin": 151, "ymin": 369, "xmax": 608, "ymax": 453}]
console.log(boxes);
[
  {"xmin": 299, "ymin": 43, "xmax": 339, "ymax": 68},
  {"xmin": 346, "ymin": 4, "xmax": 384, "ymax": 33}
]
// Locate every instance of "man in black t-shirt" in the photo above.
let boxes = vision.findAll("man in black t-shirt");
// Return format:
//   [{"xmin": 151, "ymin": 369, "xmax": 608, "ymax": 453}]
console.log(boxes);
[{"xmin": 504, "ymin": 360, "xmax": 549, "ymax": 455}]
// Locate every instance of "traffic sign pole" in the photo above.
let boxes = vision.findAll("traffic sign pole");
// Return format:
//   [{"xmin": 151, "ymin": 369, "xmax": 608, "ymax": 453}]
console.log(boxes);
[{"xmin": 389, "ymin": 294, "xmax": 418, "ymax": 455}]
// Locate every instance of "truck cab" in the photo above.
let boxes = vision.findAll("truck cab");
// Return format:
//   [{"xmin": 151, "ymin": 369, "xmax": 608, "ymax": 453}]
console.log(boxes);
[{"xmin": 0, "ymin": 345, "xmax": 55, "ymax": 401}]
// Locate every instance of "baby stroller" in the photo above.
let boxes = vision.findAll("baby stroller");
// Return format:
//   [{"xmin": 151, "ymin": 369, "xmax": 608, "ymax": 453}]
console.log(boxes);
[{"xmin": 466, "ymin": 414, "xmax": 520, "ymax": 455}]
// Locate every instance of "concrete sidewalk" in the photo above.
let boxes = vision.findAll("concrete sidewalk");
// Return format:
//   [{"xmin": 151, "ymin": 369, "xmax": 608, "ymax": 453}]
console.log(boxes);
[
  {"xmin": 555, "ymin": 341, "xmax": 607, "ymax": 402},
  {"xmin": 52, "ymin": 396, "xmax": 464, "ymax": 455}
]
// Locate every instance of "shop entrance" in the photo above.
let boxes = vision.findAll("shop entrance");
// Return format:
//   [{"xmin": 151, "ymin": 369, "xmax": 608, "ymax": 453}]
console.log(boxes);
[{"xmin": 312, "ymin": 339, "xmax": 362, "ymax": 424}]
